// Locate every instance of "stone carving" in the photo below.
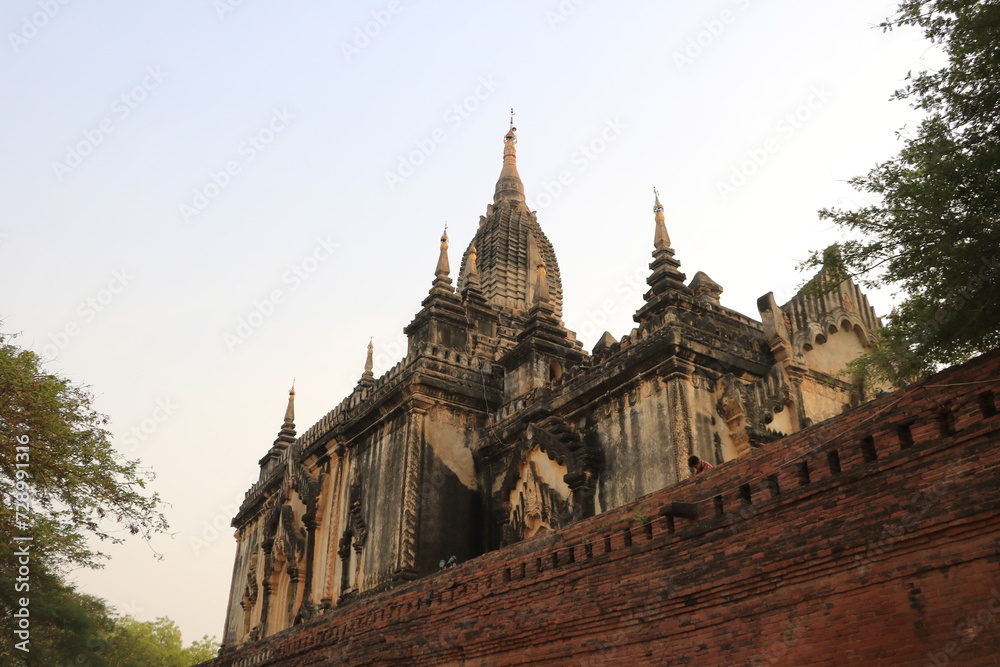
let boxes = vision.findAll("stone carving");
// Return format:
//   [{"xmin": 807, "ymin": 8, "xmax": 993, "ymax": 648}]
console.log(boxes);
[
  {"xmin": 508, "ymin": 458, "xmax": 571, "ymax": 542},
  {"xmin": 242, "ymin": 557, "xmax": 258, "ymax": 608},
  {"xmin": 496, "ymin": 416, "xmax": 602, "ymax": 545}
]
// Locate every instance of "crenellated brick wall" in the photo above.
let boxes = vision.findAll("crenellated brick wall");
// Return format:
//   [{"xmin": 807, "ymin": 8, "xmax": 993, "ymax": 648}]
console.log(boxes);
[{"xmin": 203, "ymin": 350, "xmax": 1000, "ymax": 666}]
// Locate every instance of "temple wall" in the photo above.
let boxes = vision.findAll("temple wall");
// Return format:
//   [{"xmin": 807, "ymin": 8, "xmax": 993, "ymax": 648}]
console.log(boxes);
[
  {"xmin": 204, "ymin": 350, "xmax": 1000, "ymax": 667},
  {"xmin": 416, "ymin": 404, "xmax": 485, "ymax": 574},
  {"xmin": 341, "ymin": 413, "xmax": 408, "ymax": 593},
  {"xmin": 309, "ymin": 452, "xmax": 341, "ymax": 612},
  {"xmin": 504, "ymin": 354, "xmax": 548, "ymax": 399},
  {"xmin": 588, "ymin": 371, "xmax": 737, "ymax": 513},
  {"xmin": 222, "ymin": 522, "xmax": 264, "ymax": 646},
  {"xmin": 802, "ymin": 323, "xmax": 868, "ymax": 376}
]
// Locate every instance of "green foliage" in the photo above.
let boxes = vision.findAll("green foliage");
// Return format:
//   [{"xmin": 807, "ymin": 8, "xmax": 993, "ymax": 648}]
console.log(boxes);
[
  {"xmin": 804, "ymin": 0, "xmax": 1000, "ymax": 382},
  {"xmin": 2, "ymin": 586, "xmax": 222, "ymax": 666},
  {"xmin": 103, "ymin": 616, "xmax": 220, "ymax": 667},
  {"xmin": 0, "ymin": 329, "xmax": 181, "ymax": 663},
  {"xmin": 0, "ymin": 332, "xmax": 168, "ymax": 570},
  {"xmin": 1, "ymin": 569, "xmax": 115, "ymax": 666}
]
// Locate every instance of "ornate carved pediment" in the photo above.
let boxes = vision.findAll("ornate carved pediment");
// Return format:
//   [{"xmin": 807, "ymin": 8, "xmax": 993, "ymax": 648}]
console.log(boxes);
[
  {"xmin": 715, "ymin": 368, "xmax": 796, "ymax": 453},
  {"xmin": 740, "ymin": 366, "xmax": 795, "ymax": 445},
  {"xmin": 508, "ymin": 454, "xmax": 571, "ymax": 542},
  {"xmin": 338, "ymin": 479, "xmax": 369, "ymax": 560},
  {"xmin": 716, "ymin": 373, "xmax": 750, "ymax": 456},
  {"xmin": 495, "ymin": 415, "xmax": 602, "ymax": 545},
  {"xmin": 278, "ymin": 452, "xmax": 324, "ymax": 521},
  {"xmin": 279, "ymin": 504, "xmax": 307, "ymax": 567},
  {"xmin": 241, "ymin": 557, "xmax": 259, "ymax": 610}
]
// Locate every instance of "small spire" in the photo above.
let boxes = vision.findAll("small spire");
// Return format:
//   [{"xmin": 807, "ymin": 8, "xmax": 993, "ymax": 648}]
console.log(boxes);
[
  {"xmin": 284, "ymin": 385, "xmax": 295, "ymax": 424},
  {"xmin": 653, "ymin": 187, "xmax": 671, "ymax": 250},
  {"xmin": 634, "ymin": 188, "xmax": 688, "ymax": 322},
  {"xmin": 428, "ymin": 226, "xmax": 455, "ymax": 298},
  {"xmin": 533, "ymin": 260, "xmax": 550, "ymax": 305},
  {"xmin": 467, "ymin": 245, "xmax": 479, "ymax": 280},
  {"xmin": 360, "ymin": 338, "xmax": 375, "ymax": 387},
  {"xmin": 435, "ymin": 227, "xmax": 451, "ymax": 279},
  {"xmin": 272, "ymin": 386, "xmax": 297, "ymax": 451},
  {"xmin": 463, "ymin": 244, "xmax": 481, "ymax": 293},
  {"xmin": 493, "ymin": 120, "xmax": 526, "ymax": 204}
]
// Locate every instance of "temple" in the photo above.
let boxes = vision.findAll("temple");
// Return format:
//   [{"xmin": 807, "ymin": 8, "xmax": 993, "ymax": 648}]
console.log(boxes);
[{"xmin": 220, "ymin": 122, "xmax": 882, "ymax": 649}]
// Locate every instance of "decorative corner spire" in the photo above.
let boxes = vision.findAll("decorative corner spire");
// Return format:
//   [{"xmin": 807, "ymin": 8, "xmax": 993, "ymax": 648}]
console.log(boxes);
[
  {"xmin": 634, "ymin": 189, "xmax": 688, "ymax": 322},
  {"xmin": 273, "ymin": 385, "xmax": 297, "ymax": 450},
  {"xmin": 467, "ymin": 245, "xmax": 479, "ymax": 280},
  {"xmin": 463, "ymin": 244, "xmax": 482, "ymax": 293},
  {"xmin": 428, "ymin": 225, "xmax": 455, "ymax": 298},
  {"xmin": 284, "ymin": 384, "xmax": 295, "ymax": 423},
  {"xmin": 435, "ymin": 226, "xmax": 451, "ymax": 279},
  {"xmin": 493, "ymin": 118, "xmax": 526, "ymax": 204},
  {"xmin": 533, "ymin": 260, "xmax": 550, "ymax": 306},
  {"xmin": 653, "ymin": 187, "xmax": 671, "ymax": 250},
  {"xmin": 360, "ymin": 338, "xmax": 375, "ymax": 387}
]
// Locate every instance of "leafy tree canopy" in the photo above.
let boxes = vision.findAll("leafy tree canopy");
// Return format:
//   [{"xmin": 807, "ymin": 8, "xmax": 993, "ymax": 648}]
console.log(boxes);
[
  {"xmin": 0, "ymin": 329, "xmax": 178, "ymax": 662},
  {"xmin": 804, "ymin": 0, "xmax": 1000, "ymax": 385},
  {"xmin": 102, "ymin": 616, "xmax": 220, "ymax": 667},
  {"xmin": 0, "ymin": 331, "xmax": 167, "ymax": 568}
]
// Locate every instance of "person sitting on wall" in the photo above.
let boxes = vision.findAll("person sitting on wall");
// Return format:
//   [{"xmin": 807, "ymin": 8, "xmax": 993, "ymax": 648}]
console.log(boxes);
[{"xmin": 688, "ymin": 455, "xmax": 714, "ymax": 474}]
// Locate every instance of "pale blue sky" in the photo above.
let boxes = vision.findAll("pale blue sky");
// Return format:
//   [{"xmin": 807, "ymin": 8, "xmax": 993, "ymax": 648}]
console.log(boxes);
[{"xmin": 1, "ymin": 0, "xmax": 935, "ymax": 645}]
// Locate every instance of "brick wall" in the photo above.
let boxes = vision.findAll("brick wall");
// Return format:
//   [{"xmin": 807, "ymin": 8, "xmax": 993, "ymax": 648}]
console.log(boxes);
[{"xmin": 203, "ymin": 350, "xmax": 1000, "ymax": 666}]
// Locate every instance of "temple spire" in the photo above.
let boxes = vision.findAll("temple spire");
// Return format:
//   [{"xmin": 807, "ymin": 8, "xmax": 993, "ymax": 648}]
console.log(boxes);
[
  {"xmin": 272, "ymin": 386, "xmax": 296, "ymax": 451},
  {"xmin": 634, "ymin": 188, "xmax": 689, "ymax": 322},
  {"xmin": 435, "ymin": 226, "xmax": 451, "ymax": 279},
  {"xmin": 493, "ymin": 118, "xmax": 526, "ymax": 204},
  {"xmin": 360, "ymin": 338, "xmax": 375, "ymax": 387},
  {"xmin": 284, "ymin": 384, "xmax": 295, "ymax": 423},
  {"xmin": 646, "ymin": 187, "xmax": 685, "ymax": 287},
  {"xmin": 653, "ymin": 187, "xmax": 671, "ymax": 250},
  {"xmin": 428, "ymin": 226, "xmax": 455, "ymax": 298}
]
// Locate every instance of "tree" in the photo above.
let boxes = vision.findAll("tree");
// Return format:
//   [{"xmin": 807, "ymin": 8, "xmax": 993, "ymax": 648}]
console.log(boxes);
[
  {"xmin": 805, "ymin": 0, "xmax": 1000, "ymax": 385},
  {"xmin": 0, "ymin": 332, "xmax": 168, "ymax": 566},
  {"xmin": 0, "ymin": 572, "xmax": 115, "ymax": 666},
  {"xmin": 0, "ymin": 579, "xmax": 221, "ymax": 666},
  {"xmin": 103, "ymin": 616, "xmax": 220, "ymax": 666},
  {"xmin": 0, "ymin": 329, "xmax": 169, "ymax": 661}
]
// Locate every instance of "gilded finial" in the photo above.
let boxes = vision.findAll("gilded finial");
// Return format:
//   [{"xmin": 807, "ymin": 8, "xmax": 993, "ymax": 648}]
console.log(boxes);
[
  {"xmin": 364, "ymin": 337, "xmax": 374, "ymax": 374},
  {"xmin": 653, "ymin": 187, "xmax": 670, "ymax": 250},
  {"xmin": 510, "ymin": 107, "xmax": 515, "ymax": 130}
]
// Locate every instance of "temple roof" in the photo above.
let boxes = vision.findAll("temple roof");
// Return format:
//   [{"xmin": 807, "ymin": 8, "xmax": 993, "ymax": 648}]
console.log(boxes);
[{"xmin": 458, "ymin": 125, "xmax": 563, "ymax": 317}]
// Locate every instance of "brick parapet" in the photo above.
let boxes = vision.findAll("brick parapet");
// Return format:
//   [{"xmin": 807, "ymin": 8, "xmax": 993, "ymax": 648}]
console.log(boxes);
[{"xmin": 206, "ymin": 350, "xmax": 1000, "ymax": 666}]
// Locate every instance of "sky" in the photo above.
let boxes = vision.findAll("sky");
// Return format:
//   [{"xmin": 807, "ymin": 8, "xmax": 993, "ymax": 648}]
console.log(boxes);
[{"xmin": 0, "ymin": 0, "xmax": 939, "ymax": 647}]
